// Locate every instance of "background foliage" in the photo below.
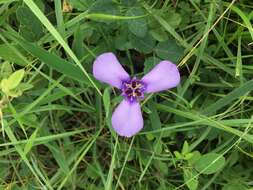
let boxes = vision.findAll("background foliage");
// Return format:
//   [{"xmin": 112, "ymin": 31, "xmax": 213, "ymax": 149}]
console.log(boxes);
[{"xmin": 0, "ymin": 0, "xmax": 253, "ymax": 189}]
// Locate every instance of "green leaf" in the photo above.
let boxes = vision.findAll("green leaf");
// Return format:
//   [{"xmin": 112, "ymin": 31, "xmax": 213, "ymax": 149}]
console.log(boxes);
[
  {"xmin": 19, "ymin": 114, "xmax": 38, "ymax": 128},
  {"xmin": 1, "ymin": 78, "xmax": 10, "ymax": 94},
  {"xmin": 34, "ymin": 0, "xmax": 45, "ymax": 11},
  {"xmin": 155, "ymin": 40, "xmax": 184, "ymax": 62},
  {"xmin": 174, "ymin": 151, "xmax": 183, "ymax": 160},
  {"xmin": 16, "ymin": 6, "xmax": 44, "ymax": 42},
  {"xmin": 6, "ymin": 89, "xmax": 23, "ymax": 98},
  {"xmin": 194, "ymin": 153, "xmax": 225, "ymax": 174},
  {"xmin": 0, "ymin": 62, "xmax": 12, "ymax": 79},
  {"xmin": 17, "ymin": 83, "xmax": 34, "ymax": 92},
  {"xmin": 91, "ymin": 0, "xmax": 118, "ymax": 13},
  {"xmin": 114, "ymin": 30, "xmax": 132, "ymax": 50},
  {"xmin": 188, "ymin": 151, "xmax": 202, "ymax": 165},
  {"xmin": 0, "ymin": 163, "xmax": 9, "ymax": 179},
  {"xmin": 7, "ymin": 69, "xmax": 25, "ymax": 90},
  {"xmin": 144, "ymin": 56, "xmax": 161, "ymax": 74},
  {"xmin": 162, "ymin": 11, "xmax": 182, "ymax": 29},
  {"xmin": 122, "ymin": 0, "xmax": 137, "ymax": 6},
  {"xmin": 0, "ymin": 44, "xmax": 27, "ymax": 66},
  {"xmin": 12, "ymin": 35, "xmax": 91, "ymax": 85},
  {"xmin": 72, "ymin": 26, "xmax": 90, "ymax": 59},
  {"xmin": 148, "ymin": 100, "xmax": 161, "ymax": 135},
  {"xmin": 185, "ymin": 153, "xmax": 194, "ymax": 160},
  {"xmin": 69, "ymin": 0, "xmax": 91, "ymax": 11},
  {"xmin": 155, "ymin": 160, "xmax": 168, "ymax": 175},
  {"xmin": 85, "ymin": 163, "xmax": 100, "ymax": 179},
  {"xmin": 183, "ymin": 168, "xmax": 198, "ymax": 190},
  {"xmin": 24, "ymin": 128, "xmax": 39, "ymax": 155},
  {"xmin": 150, "ymin": 28, "xmax": 168, "ymax": 42},
  {"xmin": 1, "ymin": 69, "xmax": 25, "ymax": 97},
  {"xmin": 182, "ymin": 141, "xmax": 189, "ymax": 155},
  {"xmin": 89, "ymin": 0, "xmax": 119, "ymax": 22},
  {"xmin": 126, "ymin": 7, "xmax": 147, "ymax": 37},
  {"xmin": 129, "ymin": 33, "xmax": 156, "ymax": 54}
]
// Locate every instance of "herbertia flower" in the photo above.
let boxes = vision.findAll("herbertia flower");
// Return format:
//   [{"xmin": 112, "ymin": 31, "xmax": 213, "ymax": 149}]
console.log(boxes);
[{"xmin": 93, "ymin": 52, "xmax": 180, "ymax": 137}]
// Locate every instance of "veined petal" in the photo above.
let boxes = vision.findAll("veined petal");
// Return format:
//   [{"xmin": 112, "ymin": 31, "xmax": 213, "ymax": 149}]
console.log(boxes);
[
  {"xmin": 93, "ymin": 52, "xmax": 130, "ymax": 89},
  {"xmin": 112, "ymin": 99, "xmax": 143, "ymax": 137},
  {"xmin": 141, "ymin": 61, "xmax": 180, "ymax": 93}
]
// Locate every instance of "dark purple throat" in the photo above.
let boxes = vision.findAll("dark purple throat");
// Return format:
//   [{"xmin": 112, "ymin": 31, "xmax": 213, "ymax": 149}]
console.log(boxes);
[{"xmin": 121, "ymin": 78, "xmax": 146, "ymax": 102}]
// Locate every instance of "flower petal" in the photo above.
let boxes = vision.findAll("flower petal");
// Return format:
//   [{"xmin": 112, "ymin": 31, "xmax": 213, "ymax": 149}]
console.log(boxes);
[
  {"xmin": 93, "ymin": 52, "xmax": 130, "ymax": 89},
  {"xmin": 111, "ymin": 99, "xmax": 143, "ymax": 137},
  {"xmin": 141, "ymin": 60, "xmax": 180, "ymax": 93}
]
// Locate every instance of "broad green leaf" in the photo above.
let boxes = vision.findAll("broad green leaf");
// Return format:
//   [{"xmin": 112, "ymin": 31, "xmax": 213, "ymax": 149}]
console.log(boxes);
[
  {"xmin": 130, "ymin": 33, "xmax": 156, "ymax": 54},
  {"xmin": 19, "ymin": 114, "xmax": 38, "ymax": 128},
  {"xmin": 148, "ymin": 100, "xmax": 161, "ymax": 133},
  {"xmin": 89, "ymin": 0, "xmax": 119, "ymax": 22},
  {"xmin": 155, "ymin": 40, "xmax": 184, "ymax": 62},
  {"xmin": 0, "ymin": 78, "xmax": 9, "ymax": 93},
  {"xmin": 126, "ymin": 7, "xmax": 147, "ymax": 37},
  {"xmin": 6, "ymin": 89, "xmax": 23, "ymax": 98},
  {"xmin": 45, "ymin": 143, "xmax": 70, "ymax": 174},
  {"xmin": 162, "ymin": 11, "xmax": 182, "ymax": 29},
  {"xmin": 144, "ymin": 56, "xmax": 161, "ymax": 74},
  {"xmin": 17, "ymin": 83, "xmax": 34, "ymax": 92},
  {"xmin": 150, "ymin": 28, "xmax": 168, "ymax": 42},
  {"xmin": 0, "ymin": 163, "xmax": 9, "ymax": 179},
  {"xmin": 72, "ymin": 26, "xmax": 87, "ymax": 59},
  {"xmin": 34, "ymin": 0, "xmax": 45, "ymax": 11},
  {"xmin": 16, "ymin": 6, "xmax": 44, "ymax": 42},
  {"xmin": 188, "ymin": 151, "xmax": 202, "ymax": 165},
  {"xmin": 184, "ymin": 153, "xmax": 194, "ymax": 160},
  {"xmin": 115, "ymin": 27, "xmax": 132, "ymax": 51},
  {"xmin": 24, "ymin": 128, "xmax": 39, "ymax": 155},
  {"xmin": 7, "ymin": 69, "xmax": 25, "ymax": 90},
  {"xmin": 85, "ymin": 163, "xmax": 100, "ymax": 179},
  {"xmin": 0, "ymin": 44, "xmax": 26, "ymax": 66},
  {"xmin": 155, "ymin": 160, "xmax": 168, "ymax": 175},
  {"xmin": 69, "ymin": 0, "xmax": 91, "ymax": 11},
  {"xmin": 122, "ymin": 0, "xmax": 137, "ymax": 6},
  {"xmin": 0, "ymin": 62, "xmax": 12, "ymax": 79},
  {"xmin": 182, "ymin": 141, "xmax": 189, "ymax": 155},
  {"xmin": 174, "ymin": 151, "xmax": 183, "ymax": 160},
  {"xmin": 183, "ymin": 168, "xmax": 198, "ymax": 190},
  {"xmin": 0, "ymin": 69, "xmax": 25, "ymax": 97},
  {"xmin": 194, "ymin": 153, "xmax": 225, "ymax": 174}
]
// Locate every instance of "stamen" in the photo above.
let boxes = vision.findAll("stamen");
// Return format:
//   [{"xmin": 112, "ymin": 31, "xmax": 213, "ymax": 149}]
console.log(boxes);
[{"xmin": 121, "ymin": 78, "xmax": 146, "ymax": 102}]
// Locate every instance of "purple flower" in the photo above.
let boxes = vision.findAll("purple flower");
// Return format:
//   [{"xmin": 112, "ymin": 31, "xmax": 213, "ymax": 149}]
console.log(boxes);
[{"xmin": 93, "ymin": 52, "xmax": 180, "ymax": 137}]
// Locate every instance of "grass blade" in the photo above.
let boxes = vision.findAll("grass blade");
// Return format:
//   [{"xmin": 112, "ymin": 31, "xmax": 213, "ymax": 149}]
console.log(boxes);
[{"xmin": 23, "ymin": 0, "xmax": 102, "ymax": 95}]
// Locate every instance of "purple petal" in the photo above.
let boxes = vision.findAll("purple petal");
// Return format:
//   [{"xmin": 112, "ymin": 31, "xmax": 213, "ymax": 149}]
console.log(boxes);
[
  {"xmin": 111, "ymin": 99, "xmax": 143, "ymax": 137},
  {"xmin": 93, "ymin": 52, "xmax": 130, "ymax": 89},
  {"xmin": 141, "ymin": 61, "xmax": 180, "ymax": 93}
]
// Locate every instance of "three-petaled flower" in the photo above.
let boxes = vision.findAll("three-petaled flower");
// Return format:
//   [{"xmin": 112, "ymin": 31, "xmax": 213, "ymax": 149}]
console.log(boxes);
[{"xmin": 93, "ymin": 52, "xmax": 180, "ymax": 137}]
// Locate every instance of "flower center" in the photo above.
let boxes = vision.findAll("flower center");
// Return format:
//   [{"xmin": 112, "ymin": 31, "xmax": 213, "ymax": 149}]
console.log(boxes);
[{"xmin": 121, "ymin": 78, "xmax": 146, "ymax": 102}]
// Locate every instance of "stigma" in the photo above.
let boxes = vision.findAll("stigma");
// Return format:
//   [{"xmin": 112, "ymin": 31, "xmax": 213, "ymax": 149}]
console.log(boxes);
[{"xmin": 121, "ymin": 78, "xmax": 146, "ymax": 102}]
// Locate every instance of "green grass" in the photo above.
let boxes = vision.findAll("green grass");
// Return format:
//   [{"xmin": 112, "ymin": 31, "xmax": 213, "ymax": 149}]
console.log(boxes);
[{"xmin": 0, "ymin": 0, "xmax": 253, "ymax": 189}]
